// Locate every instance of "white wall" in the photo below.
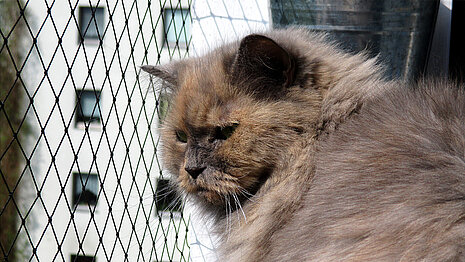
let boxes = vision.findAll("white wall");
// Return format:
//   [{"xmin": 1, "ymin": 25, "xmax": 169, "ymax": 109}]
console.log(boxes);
[
  {"xmin": 24, "ymin": 0, "xmax": 189, "ymax": 261},
  {"xmin": 23, "ymin": 0, "xmax": 270, "ymax": 261}
]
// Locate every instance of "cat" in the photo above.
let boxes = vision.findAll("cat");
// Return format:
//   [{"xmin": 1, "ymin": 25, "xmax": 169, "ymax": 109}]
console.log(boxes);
[{"xmin": 142, "ymin": 27, "xmax": 465, "ymax": 261}]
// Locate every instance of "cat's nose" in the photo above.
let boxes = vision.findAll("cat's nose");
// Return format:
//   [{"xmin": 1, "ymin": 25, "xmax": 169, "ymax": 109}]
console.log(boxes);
[{"xmin": 185, "ymin": 166, "xmax": 206, "ymax": 179}]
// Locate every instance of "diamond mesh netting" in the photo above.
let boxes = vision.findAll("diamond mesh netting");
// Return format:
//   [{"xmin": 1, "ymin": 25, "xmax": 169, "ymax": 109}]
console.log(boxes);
[
  {"xmin": 0, "ymin": 0, "xmax": 268, "ymax": 261},
  {"xmin": 1, "ymin": 0, "xmax": 192, "ymax": 261}
]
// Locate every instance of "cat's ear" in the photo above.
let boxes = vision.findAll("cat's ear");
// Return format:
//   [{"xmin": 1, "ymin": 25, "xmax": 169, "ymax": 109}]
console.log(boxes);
[
  {"xmin": 141, "ymin": 64, "xmax": 178, "ymax": 86},
  {"xmin": 231, "ymin": 34, "xmax": 296, "ymax": 96}
]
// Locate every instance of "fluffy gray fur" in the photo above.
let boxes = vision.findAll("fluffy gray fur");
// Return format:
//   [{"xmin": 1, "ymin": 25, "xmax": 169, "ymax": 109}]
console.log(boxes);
[{"xmin": 143, "ymin": 28, "xmax": 465, "ymax": 261}]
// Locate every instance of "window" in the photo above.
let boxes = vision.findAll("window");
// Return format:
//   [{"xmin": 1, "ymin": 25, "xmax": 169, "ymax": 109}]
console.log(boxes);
[
  {"xmin": 72, "ymin": 173, "xmax": 99, "ymax": 207},
  {"xmin": 75, "ymin": 89, "xmax": 101, "ymax": 124},
  {"xmin": 71, "ymin": 254, "xmax": 95, "ymax": 262},
  {"xmin": 79, "ymin": 6, "xmax": 105, "ymax": 40},
  {"xmin": 163, "ymin": 8, "xmax": 191, "ymax": 47},
  {"xmin": 155, "ymin": 178, "xmax": 182, "ymax": 213}
]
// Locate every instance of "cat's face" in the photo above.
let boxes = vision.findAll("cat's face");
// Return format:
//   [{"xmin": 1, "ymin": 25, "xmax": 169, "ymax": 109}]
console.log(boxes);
[{"xmin": 143, "ymin": 32, "xmax": 323, "ymax": 207}]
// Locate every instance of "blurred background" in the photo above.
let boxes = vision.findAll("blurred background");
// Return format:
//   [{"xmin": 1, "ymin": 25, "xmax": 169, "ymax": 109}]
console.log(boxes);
[{"xmin": 1, "ymin": 0, "xmax": 462, "ymax": 261}]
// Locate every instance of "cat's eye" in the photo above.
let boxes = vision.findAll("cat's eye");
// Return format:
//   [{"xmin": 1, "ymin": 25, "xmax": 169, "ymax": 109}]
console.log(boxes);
[
  {"xmin": 176, "ymin": 130, "xmax": 188, "ymax": 143},
  {"xmin": 215, "ymin": 123, "xmax": 239, "ymax": 140}
]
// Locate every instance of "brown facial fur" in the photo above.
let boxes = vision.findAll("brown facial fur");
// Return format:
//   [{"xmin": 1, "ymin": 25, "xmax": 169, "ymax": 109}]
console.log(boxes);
[
  {"xmin": 145, "ymin": 28, "xmax": 385, "ymax": 211},
  {"xmin": 160, "ymin": 46, "xmax": 322, "ymax": 207},
  {"xmin": 143, "ymin": 27, "xmax": 465, "ymax": 261}
]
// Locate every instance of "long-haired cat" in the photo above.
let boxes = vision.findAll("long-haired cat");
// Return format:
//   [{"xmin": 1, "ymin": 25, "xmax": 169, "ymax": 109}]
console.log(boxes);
[{"xmin": 142, "ymin": 27, "xmax": 465, "ymax": 261}]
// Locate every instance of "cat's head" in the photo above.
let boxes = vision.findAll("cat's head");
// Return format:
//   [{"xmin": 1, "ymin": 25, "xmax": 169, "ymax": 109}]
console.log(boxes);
[{"xmin": 142, "ymin": 28, "xmax": 379, "ymax": 211}]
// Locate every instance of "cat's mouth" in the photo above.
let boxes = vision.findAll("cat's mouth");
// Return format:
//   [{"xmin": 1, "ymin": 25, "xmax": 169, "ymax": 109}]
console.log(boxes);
[
  {"xmin": 179, "ymin": 163, "xmax": 274, "ymax": 207},
  {"xmin": 187, "ymin": 177, "xmax": 244, "ymax": 205},
  {"xmin": 188, "ymin": 168, "xmax": 272, "ymax": 207},
  {"xmin": 194, "ymin": 187, "xmax": 226, "ymax": 205},
  {"xmin": 196, "ymin": 186, "xmax": 208, "ymax": 192}
]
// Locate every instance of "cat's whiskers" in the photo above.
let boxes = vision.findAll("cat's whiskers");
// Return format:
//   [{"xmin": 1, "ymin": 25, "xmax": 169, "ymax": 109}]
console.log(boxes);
[
  {"xmin": 228, "ymin": 195, "xmax": 233, "ymax": 238},
  {"xmin": 224, "ymin": 193, "xmax": 233, "ymax": 240},
  {"xmin": 155, "ymin": 186, "xmax": 176, "ymax": 198},
  {"xmin": 151, "ymin": 181, "xmax": 186, "ymax": 213},
  {"xmin": 237, "ymin": 186, "xmax": 255, "ymax": 202},
  {"xmin": 231, "ymin": 192, "xmax": 242, "ymax": 223},
  {"xmin": 232, "ymin": 192, "xmax": 247, "ymax": 224},
  {"xmin": 166, "ymin": 193, "xmax": 184, "ymax": 211}
]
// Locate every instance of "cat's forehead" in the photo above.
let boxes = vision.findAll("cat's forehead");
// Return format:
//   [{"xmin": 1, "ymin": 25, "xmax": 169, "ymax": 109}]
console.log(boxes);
[{"xmin": 170, "ymin": 56, "xmax": 242, "ymax": 129}]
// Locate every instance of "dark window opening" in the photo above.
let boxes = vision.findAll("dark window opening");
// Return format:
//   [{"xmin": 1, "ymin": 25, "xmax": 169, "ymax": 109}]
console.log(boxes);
[
  {"xmin": 75, "ymin": 89, "xmax": 101, "ymax": 124},
  {"xmin": 79, "ymin": 6, "xmax": 105, "ymax": 40},
  {"xmin": 73, "ymin": 173, "xmax": 99, "ymax": 207},
  {"xmin": 163, "ymin": 8, "xmax": 191, "ymax": 47},
  {"xmin": 155, "ymin": 178, "xmax": 182, "ymax": 213},
  {"xmin": 71, "ymin": 254, "xmax": 95, "ymax": 262}
]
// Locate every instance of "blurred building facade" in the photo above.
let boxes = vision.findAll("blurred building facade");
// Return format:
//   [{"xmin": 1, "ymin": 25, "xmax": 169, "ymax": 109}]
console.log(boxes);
[{"xmin": 22, "ymin": 0, "xmax": 269, "ymax": 261}]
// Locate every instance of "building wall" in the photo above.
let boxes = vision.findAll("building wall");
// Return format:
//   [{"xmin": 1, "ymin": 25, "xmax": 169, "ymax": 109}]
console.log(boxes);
[
  {"xmin": 23, "ymin": 0, "xmax": 269, "ymax": 261},
  {"xmin": 25, "ymin": 0, "xmax": 189, "ymax": 261}
]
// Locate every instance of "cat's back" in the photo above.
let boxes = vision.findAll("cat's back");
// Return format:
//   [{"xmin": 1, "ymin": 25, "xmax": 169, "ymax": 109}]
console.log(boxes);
[{"xmin": 269, "ymin": 81, "xmax": 465, "ymax": 261}]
